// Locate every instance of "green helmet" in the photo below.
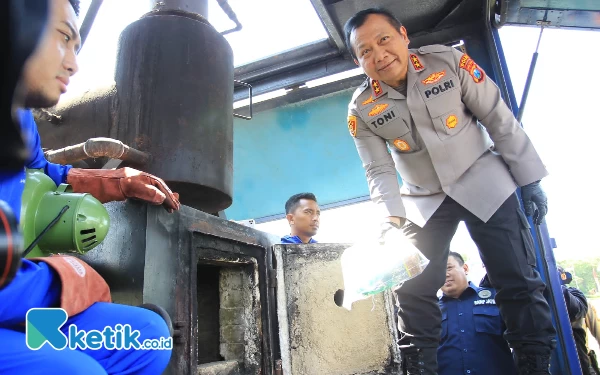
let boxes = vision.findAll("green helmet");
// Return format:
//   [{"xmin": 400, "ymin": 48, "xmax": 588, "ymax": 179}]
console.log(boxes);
[{"xmin": 20, "ymin": 169, "xmax": 110, "ymax": 258}]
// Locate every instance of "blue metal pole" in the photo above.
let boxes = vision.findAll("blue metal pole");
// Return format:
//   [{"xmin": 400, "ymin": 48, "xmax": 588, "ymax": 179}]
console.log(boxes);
[{"xmin": 490, "ymin": 25, "xmax": 582, "ymax": 375}]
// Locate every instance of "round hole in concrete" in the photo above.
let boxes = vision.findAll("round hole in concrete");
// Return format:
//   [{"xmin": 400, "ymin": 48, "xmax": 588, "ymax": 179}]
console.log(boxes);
[{"xmin": 334, "ymin": 289, "xmax": 344, "ymax": 307}]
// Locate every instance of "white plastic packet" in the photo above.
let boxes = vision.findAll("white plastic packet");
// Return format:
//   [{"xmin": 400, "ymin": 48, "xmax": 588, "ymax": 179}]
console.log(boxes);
[{"xmin": 339, "ymin": 230, "xmax": 430, "ymax": 310}]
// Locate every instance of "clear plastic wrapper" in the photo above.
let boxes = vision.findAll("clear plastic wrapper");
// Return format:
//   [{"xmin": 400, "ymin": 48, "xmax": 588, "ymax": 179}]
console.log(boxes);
[{"xmin": 339, "ymin": 230, "xmax": 430, "ymax": 310}]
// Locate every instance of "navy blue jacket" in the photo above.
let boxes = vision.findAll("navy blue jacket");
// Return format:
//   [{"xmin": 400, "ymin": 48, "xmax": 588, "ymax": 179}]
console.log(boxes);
[
  {"xmin": 438, "ymin": 282, "xmax": 518, "ymax": 375},
  {"xmin": 280, "ymin": 235, "xmax": 317, "ymax": 244}
]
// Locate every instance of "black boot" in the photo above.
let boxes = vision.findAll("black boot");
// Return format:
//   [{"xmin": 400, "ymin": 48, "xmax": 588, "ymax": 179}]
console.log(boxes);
[
  {"xmin": 401, "ymin": 347, "xmax": 438, "ymax": 375},
  {"xmin": 514, "ymin": 347, "xmax": 552, "ymax": 375}
]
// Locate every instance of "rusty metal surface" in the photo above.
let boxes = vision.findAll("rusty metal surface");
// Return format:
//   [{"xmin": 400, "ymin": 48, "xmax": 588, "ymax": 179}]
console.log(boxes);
[
  {"xmin": 115, "ymin": 12, "xmax": 234, "ymax": 213},
  {"xmin": 151, "ymin": 0, "xmax": 208, "ymax": 17},
  {"xmin": 79, "ymin": 200, "xmax": 148, "ymax": 306},
  {"xmin": 37, "ymin": 11, "xmax": 235, "ymax": 214},
  {"xmin": 45, "ymin": 137, "xmax": 150, "ymax": 166},
  {"xmin": 36, "ymin": 85, "xmax": 117, "ymax": 146},
  {"xmin": 79, "ymin": 201, "xmax": 279, "ymax": 375}
]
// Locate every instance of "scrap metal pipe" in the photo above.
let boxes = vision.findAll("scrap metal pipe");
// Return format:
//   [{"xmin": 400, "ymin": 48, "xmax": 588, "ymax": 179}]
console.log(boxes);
[
  {"xmin": 217, "ymin": 0, "xmax": 242, "ymax": 35},
  {"xmin": 37, "ymin": 10, "xmax": 235, "ymax": 214},
  {"xmin": 78, "ymin": 0, "xmax": 103, "ymax": 50},
  {"xmin": 45, "ymin": 137, "xmax": 151, "ymax": 166},
  {"xmin": 151, "ymin": 0, "xmax": 207, "ymax": 18}
]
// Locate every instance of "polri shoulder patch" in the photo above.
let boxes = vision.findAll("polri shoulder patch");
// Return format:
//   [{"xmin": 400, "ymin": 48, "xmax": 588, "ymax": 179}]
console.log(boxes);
[
  {"xmin": 459, "ymin": 54, "xmax": 485, "ymax": 83},
  {"xmin": 348, "ymin": 115, "xmax": 357, "ymax": 137}
]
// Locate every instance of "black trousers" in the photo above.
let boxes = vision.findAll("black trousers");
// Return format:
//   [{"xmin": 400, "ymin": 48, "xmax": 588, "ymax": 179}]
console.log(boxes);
[{"xmin": 395, "ymin": 193, "xmax": 556, "ymax": 351}]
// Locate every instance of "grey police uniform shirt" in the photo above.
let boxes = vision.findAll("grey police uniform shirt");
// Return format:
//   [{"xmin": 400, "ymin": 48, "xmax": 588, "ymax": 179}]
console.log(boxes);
[{"xmin": 347, "ymin": 45, "xmax": 548, "ymax": 227}]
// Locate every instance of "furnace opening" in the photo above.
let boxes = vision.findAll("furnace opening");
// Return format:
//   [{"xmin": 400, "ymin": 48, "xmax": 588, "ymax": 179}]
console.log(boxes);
[
  {"xmin": 196, "ymin": 260, "xmax": 262, "ymax": 374},
  {"xmin": 197, "ymin": 264, "xmax": 223, "ymax": 364}
]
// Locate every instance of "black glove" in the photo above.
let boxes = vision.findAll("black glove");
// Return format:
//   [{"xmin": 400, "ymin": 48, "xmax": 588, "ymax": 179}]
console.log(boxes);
[{"xmin": 521, "ymin": 180, "xmax": 548, "ymax": 225}]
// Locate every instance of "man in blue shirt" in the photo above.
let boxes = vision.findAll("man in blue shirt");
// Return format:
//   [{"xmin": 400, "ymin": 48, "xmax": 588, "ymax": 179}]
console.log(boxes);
[
  {"xmin": 0, "ymin": 1, "xmax": 179, "ymax": 374},
  {"xmin": 280, "ymin": 193, "xmax": 320, "ymax": 244},
  {"xmin": 438, "ymin": 252, "xmax": 518, "ymax": 375}
]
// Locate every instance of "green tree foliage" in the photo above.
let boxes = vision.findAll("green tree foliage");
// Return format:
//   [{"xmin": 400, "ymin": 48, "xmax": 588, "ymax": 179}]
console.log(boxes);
[{"xmin": 558, "ymin": 257, "xmax": 600, "ymax": 297}]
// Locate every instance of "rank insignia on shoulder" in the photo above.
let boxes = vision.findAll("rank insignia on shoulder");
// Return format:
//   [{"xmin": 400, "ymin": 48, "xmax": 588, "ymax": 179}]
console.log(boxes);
[
  {"xmin": 422, "ymin": 70, "xmax": 446, "ymax": 85},
  {"xmin": 348, "ymin": 115, "xmax": 357, "ymax": 137},
  {"xmin": 393, "ymin": 139, "xmax": 411, "ymax": 151},
  {"xmin": 478, "ymin": 289, "xmax": 492, "ymax": 299},
  {"xmin": 410, "ymin": 54, "xmax": 424, "ymax": 71},
  {"xmin": 372, "ymin": 80, "xmax": 383, "ymax": 97}
]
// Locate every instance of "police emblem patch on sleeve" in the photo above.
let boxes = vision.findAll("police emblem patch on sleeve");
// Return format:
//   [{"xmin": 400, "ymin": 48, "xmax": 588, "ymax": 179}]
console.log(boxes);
[
  {"xmin": 348, "ymin": 115, "xmax": 357, "ymax": 137},
  {"xmin": 470, "ymin": 65, "xmax": 485, "ymax": 83},
  {"xmin": 478, "ymin": 289, "xmax": 492, "ymax": 299},
  {"xmin": 459, "ymin": 54, "xmax": 485, "ymax": 83}
]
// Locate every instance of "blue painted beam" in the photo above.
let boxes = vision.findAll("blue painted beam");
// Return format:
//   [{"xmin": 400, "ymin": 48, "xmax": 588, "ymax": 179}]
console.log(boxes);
[{"xmin": 225, "ymin": 91, "xmax": 376, "ymax": 221}]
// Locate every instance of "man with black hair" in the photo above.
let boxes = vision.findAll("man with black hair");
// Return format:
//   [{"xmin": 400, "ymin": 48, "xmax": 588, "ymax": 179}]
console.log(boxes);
[
  {"xmin": 281, "ymin": 193, "xmax": 320, "ymax": 244},
  {"xmin": 557, "ymin": 266, "xmax": 598, "ymax": 375},
  {"xmin": 343, "ymin": 7, "xmax": 555, "ymax": 374},
  {"xmin": 438, "ymin": 252, "xmax": 517, "ymax": 375},
  {"xmin": 0, "ymin": 1, "xmax": 176, "ymax": 373}
]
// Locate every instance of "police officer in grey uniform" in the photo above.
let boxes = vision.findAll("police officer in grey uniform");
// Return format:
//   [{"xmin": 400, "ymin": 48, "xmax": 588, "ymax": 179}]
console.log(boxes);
[{"xmin": 343, "ymin": 8, "xmax": 556, "ymax": 375}]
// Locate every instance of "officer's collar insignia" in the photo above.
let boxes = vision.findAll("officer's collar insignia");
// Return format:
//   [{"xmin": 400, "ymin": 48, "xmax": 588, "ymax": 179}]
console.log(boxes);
[
  {"xmin": 478, "ymin": 289, "xmax": 492, "ymax": 299},
  {"xmin": 422, "ymin": 70, "xmax": 446, "ymax": 85},
  {"xmin": 410, "ymin": 54, "xmax": 425, "ymax": 72},
  {"xmin": 362, "ymin": 95, "xmax": 376, "ymax": 106},
  {"xmin": 372, "ymin": 79, "xmax": 384, "ymax": 98}
]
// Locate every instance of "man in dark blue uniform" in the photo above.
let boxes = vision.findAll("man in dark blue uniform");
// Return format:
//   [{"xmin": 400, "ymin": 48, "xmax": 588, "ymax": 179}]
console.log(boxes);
[
  {"xmin": 0, "ymin": 1, "xmax": 180, "ymax": 373},
  {"xmin": 438, "ymin": 252, "xmax": 518, "ymax": 375},
  {"xmin": 280, "ymin": 193, "xmax": 320, "ymax": 244}
]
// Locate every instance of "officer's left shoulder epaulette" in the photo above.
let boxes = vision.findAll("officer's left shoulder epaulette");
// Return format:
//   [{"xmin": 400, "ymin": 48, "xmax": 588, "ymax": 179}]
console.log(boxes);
[
  {"xmin": 415, "ymin": 44, "xmax": 453, "ymax": 55},
  {"xmin": 350, "ymin": 78, "xmax": 370, "ymax": 105}
]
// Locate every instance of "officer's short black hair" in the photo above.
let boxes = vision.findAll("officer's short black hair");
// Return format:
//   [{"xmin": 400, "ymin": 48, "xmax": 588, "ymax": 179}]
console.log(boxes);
[
  {"xmin": 343, "ymin": 7, "xmax": 403, "ymax": 60},
  {"xmin": 448, "ymin": 251, "xmax": 465, "ymax": 266},
  {"xmin": 285, "ymin": 193, "xmax": 317, "ymax": 215},
  {"xmin": 69, "ymin": 0, "xmax": 80, "ymax": 16}
]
